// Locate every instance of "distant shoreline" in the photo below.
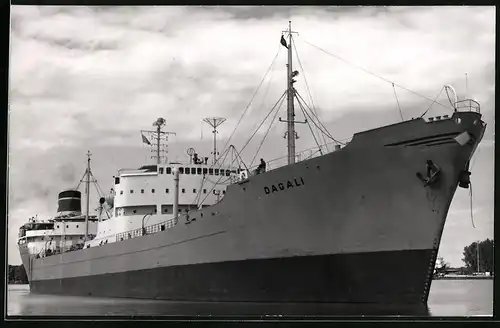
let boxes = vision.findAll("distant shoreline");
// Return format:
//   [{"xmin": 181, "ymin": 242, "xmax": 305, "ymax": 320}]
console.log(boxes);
[{"xmin": 433, "ymin": 276, "xmax": 493, "ymax": 280}]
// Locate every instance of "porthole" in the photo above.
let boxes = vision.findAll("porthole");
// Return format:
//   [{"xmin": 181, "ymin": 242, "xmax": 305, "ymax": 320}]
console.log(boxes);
[{"xmin": 455, "ymin": 117, "xmax": 462, "ymax": 124}]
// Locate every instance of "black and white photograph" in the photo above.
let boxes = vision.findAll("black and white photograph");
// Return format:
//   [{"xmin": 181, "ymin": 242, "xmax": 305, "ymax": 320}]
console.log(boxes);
[{"xmin": 7, "ymin": 5, "xmax": 494, "ymax": 318}]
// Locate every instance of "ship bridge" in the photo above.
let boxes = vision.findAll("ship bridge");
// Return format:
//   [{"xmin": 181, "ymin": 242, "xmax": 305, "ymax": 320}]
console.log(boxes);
[{"xmin": 114, "ymin": 161, "xmax": 238, "ymax": 217}]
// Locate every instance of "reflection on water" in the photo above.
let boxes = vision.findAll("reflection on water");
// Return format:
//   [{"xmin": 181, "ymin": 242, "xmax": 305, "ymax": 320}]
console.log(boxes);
[{"xmin": 7, "ymin": 280, "xmax": 492, "ymax": 317}]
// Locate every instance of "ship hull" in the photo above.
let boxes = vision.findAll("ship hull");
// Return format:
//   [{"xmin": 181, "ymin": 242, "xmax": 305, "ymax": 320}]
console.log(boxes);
[
  {"xmin": 19, "ymin": 112, "xmax": 485, "ymax": 304},
  {"xmin": 30, "ymin": 249, "xmax": 433, "ymax": 303}
]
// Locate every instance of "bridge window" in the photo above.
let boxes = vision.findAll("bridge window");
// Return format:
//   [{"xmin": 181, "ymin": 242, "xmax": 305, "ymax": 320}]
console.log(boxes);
[
  {"xmin": 209, "ymin": 168, "xmax": 213, "ymax": 175},
  {"xmin": 189, "ymin": 167, "xmax": 195, "ymax": 174},
  {"xmin": 225, "ymin": 170, "xmax": 230, "ymax": 176},
  {"xmin": 152, "ymin": 189, "xmax": 155, "ymax": 193},
  {"xmin": 159, "ymin": 167, "xmax": 164, "ymax": 174},
  {"xmin": 215, "ymin": 169, "xmax": 219, "ymax": 175},
  {"xmin": 166, "ymin": 167, "xmax": 172, "ymax": 174},
  {"xmin": 203, "ymin": 168, "xmax": 208, "ymax": 175},
  {"xmin": 203, "ymin": 189, "xmax": 207, "ymax": 194},
  {"xmin": 179, "ymin": 167, "xmax": 184, "ymax": 174},
  {"xmin": 166, "ymin": 188, "xmax": 169, "ymax": 193},
  {"xmin": 197, "ymin": 168, "xmax": 202, "ymax": 175},
  {"xmin": 182, "ymin": 188, "xmax": 185, "ymax": 193},
  {"xmin": 193, "ymin": 189, "xmax": 196, "ymax": 193},
  {"xmin": 141, "ymin": 189, "xmax": 144, "ymax": 194},
  {"xmin": 220, "ymin": 170, "xmax": 225, "ymax": 176},
  {"xmin": 185, "ymin": 168, "xmax": 190, "ymax": 174}
]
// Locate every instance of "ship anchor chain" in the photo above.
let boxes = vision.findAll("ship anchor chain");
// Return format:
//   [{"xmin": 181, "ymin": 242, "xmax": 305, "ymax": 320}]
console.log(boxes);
[{"xmin": 416, "ymin": 160, "xmax": 442, "ymax": 187}]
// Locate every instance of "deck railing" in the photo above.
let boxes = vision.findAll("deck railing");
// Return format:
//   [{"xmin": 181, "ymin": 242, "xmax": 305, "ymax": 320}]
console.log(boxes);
[
  {"xmin": 246, "ymin": 140, "xmax": 347, "ymax": 173},
  {"xmin": 115, "ymin": 216, "xmax": 178, "ymax": 242},
  {"xmin": 455, "ymin": 99, "xmax": 480, "ymax": 113}
]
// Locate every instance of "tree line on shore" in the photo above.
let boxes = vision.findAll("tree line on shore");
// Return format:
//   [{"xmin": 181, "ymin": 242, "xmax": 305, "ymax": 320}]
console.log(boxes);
[{"xmin": 435, "ymin": 238, "xmax": 494, "ymax": 276}]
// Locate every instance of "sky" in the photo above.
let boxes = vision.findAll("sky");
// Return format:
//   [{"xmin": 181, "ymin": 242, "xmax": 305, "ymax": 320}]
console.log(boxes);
[{"xmin": 8, "ymin": 6, "xmax": 495, "ymax": 267}]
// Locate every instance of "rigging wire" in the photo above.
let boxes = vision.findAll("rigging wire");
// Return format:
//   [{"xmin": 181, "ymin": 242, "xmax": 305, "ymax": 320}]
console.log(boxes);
[
  {"xmin": 221, "ymin": 47, "xmax": 282, "ymax": 154},
  {"xmin": 292, "ymin": 38, "xmax": 329, "ymax": 151},
  {"xmin": 196, "ymin": 148, "xmax": 233, "ymax": 206},
  {"xmin": 471, "ymin": 147, "xmax": 481, "ymax": 170},
  {"xmin": 238, "ymin": 91, "xmax": 287, "ymax": 156},
  {"xmin": 296, "ymin": 97, "xmax": 323, "ymax": 154},
  {"xmin": 295, "ymin": 92, "xmax": 344, "ymax": 145},
  {"xmin": 302, "ymin": 40, "xmax": 455, "ymax": 112},
  {"xmin": 295, "ymin": 94, "xmax": 331, "ymax": 145},
  {"xmin": 392, "ymin": 83, "xmax": 404, "ymax": 121},
  {"xmin": 419, "ymin": 86, "xmax": 445, "ymax": 118},
  {"xmin": 250, "ymin": 94, "xmax": 287, "ymax": 168},
  {"xmin": 470, "ymin": 180, "xmax": 475, "ymax": 229}
]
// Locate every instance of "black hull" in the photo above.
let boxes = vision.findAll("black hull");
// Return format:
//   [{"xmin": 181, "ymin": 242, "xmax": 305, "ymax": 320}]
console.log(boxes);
[{"xmin": 30, "ymin": 249, "xmax": 433, "ymax": 303}]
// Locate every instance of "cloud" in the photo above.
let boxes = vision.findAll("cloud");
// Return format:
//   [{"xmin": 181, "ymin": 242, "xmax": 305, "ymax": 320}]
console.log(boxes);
[{"xmin": 8, "ymin": 6, "xmax": 495, "ymax": 265}]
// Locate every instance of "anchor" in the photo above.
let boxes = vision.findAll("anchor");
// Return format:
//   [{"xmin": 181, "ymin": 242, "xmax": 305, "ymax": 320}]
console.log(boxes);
[
  {"xmin": 416, "ymin": 160, "xmax": 441, "ymax": 187},
  {"xmin": 458, "ymin": 161, "xmax": 471, "ymax": 189}
]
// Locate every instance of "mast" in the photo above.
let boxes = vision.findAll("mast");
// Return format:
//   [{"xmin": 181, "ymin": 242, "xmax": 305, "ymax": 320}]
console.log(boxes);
[
  {"xmin": 85, "ymin": 150, "xmax": 91, "ymax": 241},
  {"xmin": 142, "ymin": 118, "xmax": 176, "ymax": 165},
  {"xmin": 203, "ymin": 117, "xmax": 226, "ymax": 165},
  {"xmin": 286, "ymin": 21, "xmax": 296, "ymax": 165},
  {"xmin": 156, "ymin": 123, "xmax": 161, "ymax": 165},
  {"xmin": 173, "ymin": 168, "xmax": 180, "ymax": 219}
]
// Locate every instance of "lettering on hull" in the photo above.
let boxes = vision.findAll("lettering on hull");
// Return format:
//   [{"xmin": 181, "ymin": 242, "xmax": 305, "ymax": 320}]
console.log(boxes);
[{"xmin": 264, "ymin": 177, "xmax": 305, "ymax": 194}]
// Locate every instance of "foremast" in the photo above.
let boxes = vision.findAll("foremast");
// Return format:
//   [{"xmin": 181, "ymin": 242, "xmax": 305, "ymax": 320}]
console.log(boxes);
[{"xmin": 280, "ymin": 21, "xmax": 299, "ymax": 165}]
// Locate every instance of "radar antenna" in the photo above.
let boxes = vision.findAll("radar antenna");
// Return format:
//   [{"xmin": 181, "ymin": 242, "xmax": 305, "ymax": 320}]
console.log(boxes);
[{"xmin": 203, "ymin": 117, "xmax": 226, "ymax": 164}]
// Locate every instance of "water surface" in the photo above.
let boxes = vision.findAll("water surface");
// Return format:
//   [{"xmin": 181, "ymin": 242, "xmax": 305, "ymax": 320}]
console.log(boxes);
[{"xmin": 7, "ymin": 279, "xmax": 492, "ymax": 317}]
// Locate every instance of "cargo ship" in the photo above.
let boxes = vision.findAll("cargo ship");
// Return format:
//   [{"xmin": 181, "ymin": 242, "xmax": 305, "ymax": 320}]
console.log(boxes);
[{"xmin": 16, "ymin": 22, "xmax": 486, "ymax": 304}]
